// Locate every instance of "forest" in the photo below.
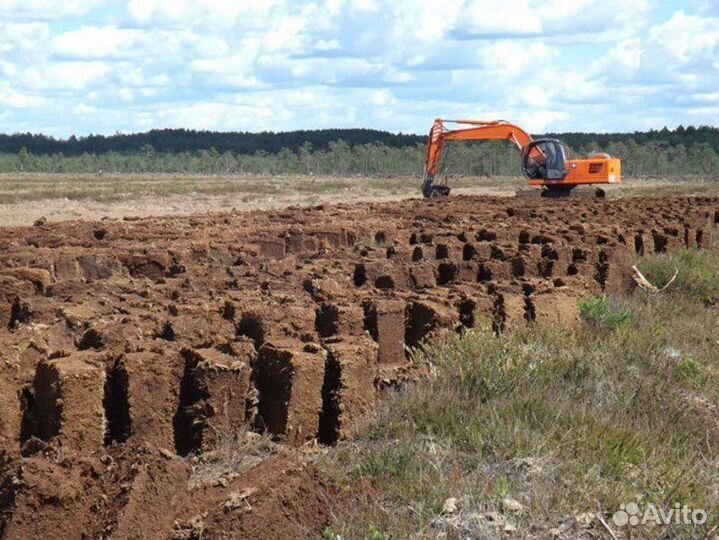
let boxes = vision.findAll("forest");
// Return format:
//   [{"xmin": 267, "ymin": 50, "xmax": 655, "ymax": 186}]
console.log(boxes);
[{"xmin": 0, "ymin": 125, "xmax": 717, "ymax": 177}]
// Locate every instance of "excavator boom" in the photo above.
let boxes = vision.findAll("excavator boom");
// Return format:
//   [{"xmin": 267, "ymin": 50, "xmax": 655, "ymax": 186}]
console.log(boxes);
[
  {"xmin": 425, "ymin": 119, "xmax": 532, "ymax": 177},
  {"xmin": 422, "ymin": 118, "xmax": 621, "ymax": 197}
]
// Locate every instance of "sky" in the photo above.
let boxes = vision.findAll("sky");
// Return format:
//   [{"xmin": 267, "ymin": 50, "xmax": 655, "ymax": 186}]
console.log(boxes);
[{"xmin": 0, "ymin": 0, "xmax": 717, "ymax": 137}]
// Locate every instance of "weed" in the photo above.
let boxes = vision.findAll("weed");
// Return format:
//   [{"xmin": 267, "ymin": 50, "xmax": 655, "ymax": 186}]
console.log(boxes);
[{"xmin": 579, "ymin": 296, "xmax": 633, "ymax": 329}]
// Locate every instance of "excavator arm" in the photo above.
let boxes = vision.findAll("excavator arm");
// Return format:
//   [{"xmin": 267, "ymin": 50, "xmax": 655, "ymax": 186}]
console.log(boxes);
[{"xmin": 422, "ymin": 119, "xmax": 533, "ymax": 197}]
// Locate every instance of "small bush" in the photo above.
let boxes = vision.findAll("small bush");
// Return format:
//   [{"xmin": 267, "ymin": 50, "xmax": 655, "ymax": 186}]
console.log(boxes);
[
  {"xmin": 579, "ymin": 296, "xmax": 632, "ymax": 329},
  {"xmin": 637, "ymin": 248, "xmax": 719, "ymax": 305}
]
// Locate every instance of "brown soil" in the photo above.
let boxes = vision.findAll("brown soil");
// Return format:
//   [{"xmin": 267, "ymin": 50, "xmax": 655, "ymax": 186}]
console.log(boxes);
[{"xmin": 0, "ymin": 194, "xmax": 716, "ymax": 539}]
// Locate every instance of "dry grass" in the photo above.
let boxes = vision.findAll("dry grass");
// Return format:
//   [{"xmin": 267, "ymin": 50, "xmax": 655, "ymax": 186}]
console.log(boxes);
[
  {"xmin": 187, "ymin": 429, "xmax": 277, "ymax": 490},
  {"xmin": 0, "ymin": 173, "xmax": 445, "ymax": 205},
  {"xmin": 0, "ymin": 173, "xmax": 716, "ymax": 207},
  {"xmin": 605, "ymin": 176, "xmax": 719, "ymax": 199},
  {"xmin": 637, "ymin": 249, "xmax": 719, "ymax": 305}
]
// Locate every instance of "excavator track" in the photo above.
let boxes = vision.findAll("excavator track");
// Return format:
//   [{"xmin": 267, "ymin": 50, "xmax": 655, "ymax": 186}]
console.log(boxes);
[{"xmin": 515, "ymin": 186, "xmax": 607, "ymax": 199}]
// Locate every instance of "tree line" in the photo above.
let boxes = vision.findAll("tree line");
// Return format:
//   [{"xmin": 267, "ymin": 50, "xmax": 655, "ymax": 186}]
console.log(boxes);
[
  {"xmin": 2, "ymin": 136, "xmax": 718, "ymax": 177},
  {"xmin": 544, "ymin": 125, "xmax": 719, "ymax": 155},
  {"xmin": 0, "ymin": 125, "xmax": 717, "ymax": 157},
  {"xmin": 0, "ymin": 128, "xmax": 425, "ymax": 156}
]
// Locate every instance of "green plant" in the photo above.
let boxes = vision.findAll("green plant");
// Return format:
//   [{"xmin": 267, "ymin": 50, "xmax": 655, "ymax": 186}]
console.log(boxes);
[
  {"xmin": 368, "ymin": 527, "xmax": 390, "ymax": 540},
  {"xmin": 579, "ymin": 296, "xmax": 633, "ymax": 329}
]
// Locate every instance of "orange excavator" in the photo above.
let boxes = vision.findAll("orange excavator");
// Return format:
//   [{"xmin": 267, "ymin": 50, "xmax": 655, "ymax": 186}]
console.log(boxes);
[{"xmin": 421, "ymin": 119, "xmax": 621, "ymax": 197}]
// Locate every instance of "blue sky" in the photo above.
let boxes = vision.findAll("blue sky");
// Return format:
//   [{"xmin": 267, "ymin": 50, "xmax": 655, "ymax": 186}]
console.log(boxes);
[{"xmin": 0, "ymin": 0, "xmax": 717, "ymax": 137}]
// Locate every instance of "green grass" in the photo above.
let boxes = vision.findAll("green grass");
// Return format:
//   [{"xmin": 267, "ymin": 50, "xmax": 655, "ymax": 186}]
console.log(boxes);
[
  {"xmin": 636, "ymin": 248, "xmax": 719, "ymax": 305},
  {"xmin": 320, "ymin": 252, "xmax": 719, "ymax": 539}
]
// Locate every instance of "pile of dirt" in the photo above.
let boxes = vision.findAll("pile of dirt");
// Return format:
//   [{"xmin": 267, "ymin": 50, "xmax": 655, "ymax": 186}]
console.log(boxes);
[
  {"xmin": 0, "ymin": 194, "xmax": 716, "ymax": 538},
  {"xmin": 0, "ymin": 443, "xmax": 332, "ymax": 540}
]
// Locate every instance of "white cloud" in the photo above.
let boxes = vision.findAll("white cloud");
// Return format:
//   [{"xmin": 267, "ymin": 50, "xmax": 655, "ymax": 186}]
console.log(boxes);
[
  {"xmin": 451, "ymin": 0, "xmax": 651, "ymax": 42},
  {"xmin": 476, "ymin": 41, "xmax": 557, "ymax": 75},
  {"xmin": 370, "ymin": 89, "xmax": 393, "ymax": 106},
  {"xmin": 20, "ymin": 61, "xmax": 112, "ymax": 91},
  {"xmin": 0, "ymin": 21, "xmax": 50, "ymax": 51},
  {"xmin": 0, "ymin": 21, "xmax": 51, "ymax": 75},
  {"xmin": 459, "ymin": 0, "xmax": 542, "ymax": 37},
  {"xmin": 351, "ymin": 0, "xmax": 381, "ymax": 12},
  {"xmin": 593, "ymin": 39, "xmax": 643, "ymax": 78},
  {"xmin": 0, "ymin": 0, "xmax": 104, "ymax": 20},
  {"xmin": 51, "ymin": 25, "xmax": 232, "ymax": 60},
  {"xmin": 646, "ymin": 11, "xmax": 719, "ymax": 68},
  {"xmin": 687, "ymin": 92, "xmax": 719, "ymax": 104},
  {"xmin": 0, "ymin": 83, "xmax": 46, "ymax": 108},
  {"xmin": 588, "ymin": 9, "xmax": 719, "ymax": 118},
  {"xmin": 391, "ymin": 0, "xmax": 464, "ymax": 41},
  {"xmin": 127, "ymin": 0, "xmax": 282, "ymax": 29},
  {"xmin": 521, "ymin": 85, "xmax": 552, "ymax": 108},
  {"xmin": 516, "ymin": 110, "xmax": 570, "ymax": 132},
  {"xmin": 190, "ymin": 47, "xmax": 264, "ymax": 89},
  {"xmin": 0, "ymin": 1, "xmax": 716, "ymax": 136},
  {"xmin": 52, "ymin": 26, "xmax": 144, "ymax": 59}
]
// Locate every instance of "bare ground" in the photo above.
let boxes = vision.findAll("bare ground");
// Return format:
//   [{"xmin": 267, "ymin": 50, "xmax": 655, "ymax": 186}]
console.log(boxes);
[
  {"xmin": 3, "ymin": 173, "xmax": 716, "ymax": 227},
  {"xmin": 0, "ymin": 173, "xmax": 518, "ymax": 226}
]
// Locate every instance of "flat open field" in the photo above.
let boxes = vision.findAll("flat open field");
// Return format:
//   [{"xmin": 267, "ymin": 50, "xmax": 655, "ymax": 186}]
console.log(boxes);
[
  {"xmin": 0, "ymin": 173, "xmax": 518, "ymax": 227},
  {"xmin": 1, "ymin": 176, "xmax": 719, "ymax": 539},
  {"xmin": 1, "ymin": 173, "xmax": 719, "ymax": 227}
]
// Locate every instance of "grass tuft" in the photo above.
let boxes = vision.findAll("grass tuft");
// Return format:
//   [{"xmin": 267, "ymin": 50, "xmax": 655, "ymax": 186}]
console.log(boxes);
[
  {"xmin": 579, "ymin": 296, "xmax": 633, "ymax": 329},
  {"xmin": 636, "ymin": 248, "xmax": 719, "ymax": 305}
]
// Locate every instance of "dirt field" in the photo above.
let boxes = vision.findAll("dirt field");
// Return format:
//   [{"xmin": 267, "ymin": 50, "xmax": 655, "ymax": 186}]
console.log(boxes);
[
  {"xmin": 0, "ymin": 179, "xmax": 717, "ymax": 538},
  {"xmin": 1, "ymin": 173, "xmax": 718, "ymax": 227},
  {"xmin": 0, "ymin": 173, "xmax": 523, "ymax": 227}
]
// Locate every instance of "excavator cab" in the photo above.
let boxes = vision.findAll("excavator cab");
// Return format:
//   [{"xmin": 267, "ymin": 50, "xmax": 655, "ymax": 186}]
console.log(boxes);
[{"xmin": 521, "ymin": 139, "xmax": 569, "ymax": 181}]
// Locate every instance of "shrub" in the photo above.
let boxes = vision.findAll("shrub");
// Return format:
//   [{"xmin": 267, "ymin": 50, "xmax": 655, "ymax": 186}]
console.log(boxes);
[{"xmin": 579, "ymin": 296, "xmax": 632, "ymax": 329}]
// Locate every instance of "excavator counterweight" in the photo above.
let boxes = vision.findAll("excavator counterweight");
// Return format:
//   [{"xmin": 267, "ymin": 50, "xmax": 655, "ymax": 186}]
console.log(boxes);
[{"xmin": 422, "ymin": 119, "xmax": 621, "ymax": 197}]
